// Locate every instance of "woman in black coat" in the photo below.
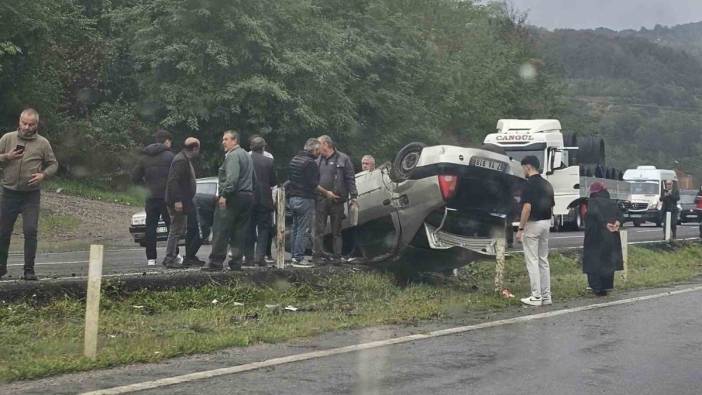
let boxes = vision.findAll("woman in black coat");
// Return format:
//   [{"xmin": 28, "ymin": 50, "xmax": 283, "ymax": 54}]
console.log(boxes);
[{"xmin": 583, "ymin": 182, "xmax": 624, "ymax": 296}]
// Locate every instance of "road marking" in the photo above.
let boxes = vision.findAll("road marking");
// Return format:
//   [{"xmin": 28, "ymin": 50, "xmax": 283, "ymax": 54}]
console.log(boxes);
[
  {"xmin": 7, "ymin": 260, "xmax": 89, "ymax": 267},
  {"xmin": 81, "ymin": 284, "xmax": 702, "ymax": 395},
  {"xmin": 551, "ymin": 235, "xmax": 583, "ymax": 239}
]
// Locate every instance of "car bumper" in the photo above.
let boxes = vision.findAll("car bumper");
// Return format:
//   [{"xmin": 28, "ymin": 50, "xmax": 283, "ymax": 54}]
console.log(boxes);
[
  {"xmin": 626, "ymin": 209, "xmax": 660, "ymax": 223},
  {"xmin": 423, "ymin": 223, "xmax": 497, "ymax": 256},
  {"xmin": 680, "ymin": 210, "xmax": 701, "ymax": 223},
  {"xmin": 129, "ymin": 225, "xmax": 169, "ymax": 243}
]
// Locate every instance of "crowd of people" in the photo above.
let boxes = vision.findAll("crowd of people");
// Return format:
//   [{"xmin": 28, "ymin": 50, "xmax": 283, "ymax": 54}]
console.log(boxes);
[
  {"xmin": 0, "ymin": 109, "xmax": 688, "ymax": 288},
  {"xmin": 131, "ymin": 129, "xmax": 375, "ymax": 271}
]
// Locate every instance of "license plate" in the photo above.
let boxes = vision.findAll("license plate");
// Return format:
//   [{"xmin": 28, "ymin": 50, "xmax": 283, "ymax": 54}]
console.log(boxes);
[
  {"xmin": 470, "ymin": 157, "xmax": 507, "ymax": 172},
  {"xmin": 686, "ymin": 215, "xmax": 698, "ymax": 218},
  {"xmin": 157, "ymin": 226, "xmax": 168, "ymax": 233},
  {"xmin": 629, "ymin": 214, "xmax": 642, "ymax": 218}
]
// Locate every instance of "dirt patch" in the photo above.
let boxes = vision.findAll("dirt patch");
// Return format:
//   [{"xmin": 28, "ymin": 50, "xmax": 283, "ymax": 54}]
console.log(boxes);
[{"xmin": 10, "ymin": 191, "xmax": 137, "ymax": 251}]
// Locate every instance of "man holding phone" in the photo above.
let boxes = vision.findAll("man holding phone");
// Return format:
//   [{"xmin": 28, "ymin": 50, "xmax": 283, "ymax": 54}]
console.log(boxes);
[{"xmin": 0, "ymin": 108, "xmax": 58, "ymax": 280}]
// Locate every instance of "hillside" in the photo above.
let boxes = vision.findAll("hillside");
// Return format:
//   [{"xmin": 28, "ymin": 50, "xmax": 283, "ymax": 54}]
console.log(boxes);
[{"xmin": 536, "ymin": 26, "xmax": 702, "ymax": 182}]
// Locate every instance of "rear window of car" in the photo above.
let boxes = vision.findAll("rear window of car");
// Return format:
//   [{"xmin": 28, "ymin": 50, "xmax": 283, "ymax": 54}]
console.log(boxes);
[{"xmin": 197, "ymin": 182, "xmax": 217, "ymax": 195}]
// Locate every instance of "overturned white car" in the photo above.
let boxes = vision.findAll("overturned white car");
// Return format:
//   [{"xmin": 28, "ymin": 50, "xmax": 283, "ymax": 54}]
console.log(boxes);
[{"xmin": 327, "ymin": 143, "xmax": 525, "ymax": 270}]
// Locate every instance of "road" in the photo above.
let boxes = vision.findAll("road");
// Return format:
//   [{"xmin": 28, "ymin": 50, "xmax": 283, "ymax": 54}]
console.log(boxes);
[
  {"xmin": 126, "ymin": 285, "xmax": 701, "ymax": 395},
  {"xmin": 3, "ymin": 283, "xmax": 700, "ymax": 394},
  {"xmin": 0, "ymin": 223, "xmax": 699, "ymax": 282}
]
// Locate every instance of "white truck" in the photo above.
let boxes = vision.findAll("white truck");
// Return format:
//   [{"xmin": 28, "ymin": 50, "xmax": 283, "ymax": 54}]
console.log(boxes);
[
  {"xmin": 623, "ymin": 166, "xmax": 679, "ymax": 227},
  {"xmin": 483, "ymin": 119, "xmax": 630, "ymax": 231}
]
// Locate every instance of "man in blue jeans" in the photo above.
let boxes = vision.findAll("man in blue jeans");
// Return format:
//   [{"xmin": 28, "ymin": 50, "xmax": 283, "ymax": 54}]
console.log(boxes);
[{"xmin": 285, "ymin": 138, "xmax": 337, "ymax": 267}]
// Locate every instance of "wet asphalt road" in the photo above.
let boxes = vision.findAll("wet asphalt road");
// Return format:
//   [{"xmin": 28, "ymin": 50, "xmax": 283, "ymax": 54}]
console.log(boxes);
[
  {"xmin": 5, "ymin": 284, "xmax": 698, "ymax": 394},
  {"xmin": 0, "ymin": 223, "xmax": 699, "ymax": 283},
  {"xmin": 131, "ymin": 286, "xmax": 702, "ymax": 395}
]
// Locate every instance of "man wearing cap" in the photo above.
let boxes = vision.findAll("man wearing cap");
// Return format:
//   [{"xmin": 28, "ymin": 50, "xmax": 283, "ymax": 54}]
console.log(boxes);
[{"xmin": 516, "ymin": 156, "xmax": 555, "ymax": 306}]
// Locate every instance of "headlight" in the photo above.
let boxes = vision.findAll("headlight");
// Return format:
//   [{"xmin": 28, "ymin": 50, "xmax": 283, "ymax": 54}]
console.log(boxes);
[{"xmin": 131, "ymin": 216, "xmax": 146, "ymax": 226}]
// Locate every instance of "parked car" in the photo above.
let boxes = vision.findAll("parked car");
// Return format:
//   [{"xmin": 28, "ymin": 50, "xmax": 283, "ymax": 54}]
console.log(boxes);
[
  {"xmin": 679, "ymin": 190, "xmax": 699, "ymax": 224},
  {"xmin": 129, "ymin": 177, "xmax": 219, "ymax": 246}
]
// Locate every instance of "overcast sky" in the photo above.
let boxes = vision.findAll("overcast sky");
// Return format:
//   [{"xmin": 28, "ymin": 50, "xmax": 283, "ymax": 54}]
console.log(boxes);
[{"xmin": 506, "ymin": 0, "xmax": 702, "ymax": 30}]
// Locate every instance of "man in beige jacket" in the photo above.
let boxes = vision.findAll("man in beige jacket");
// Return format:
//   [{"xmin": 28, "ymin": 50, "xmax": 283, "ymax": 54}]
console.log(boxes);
[{"xmin": 0, "ymin": 108, "xmax": 58, "ymax": 280}]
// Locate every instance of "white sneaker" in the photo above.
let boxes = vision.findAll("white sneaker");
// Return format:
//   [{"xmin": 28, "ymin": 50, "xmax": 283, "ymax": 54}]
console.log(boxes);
[
  {"xmin": 520, "ymin": 296, "xmax": 543, "ymax": 306},
  {"xmin": 542, "ymin": 298, "xmax": 552, "ymax": 306},
  {"xmin": 176, "ymin": 254, "xmax": 184, "ymax": 264},
  {"xmin": 147, "ymin": 259, "xmax": 157, "ymax": 266}
]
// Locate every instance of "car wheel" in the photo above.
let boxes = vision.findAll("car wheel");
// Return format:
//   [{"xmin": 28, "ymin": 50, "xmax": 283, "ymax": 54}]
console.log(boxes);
[
  {"xmin": 633, "ymin": 220, "xmax": 642, "ymax": 227},
  {"xmin": 389, "ymin": 142, "xmax": 426, "ymax": 182}
]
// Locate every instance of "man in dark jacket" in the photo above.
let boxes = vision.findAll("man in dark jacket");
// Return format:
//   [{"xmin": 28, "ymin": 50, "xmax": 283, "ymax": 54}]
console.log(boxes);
[
  {"xmin": 286, "ymin": 138, "xmax": 336, "ymax": 267},
  {"xmin": 132, "ymin": 129, "xmax": 176, "ymax": 266},
  {"xmin": 244, "ymin": 136, "xmax": 277, "ymax": 266},
  {"xmin": 163, "ymin": 137, "xmax": 201, "ymax": 268},
  {"xmin": 313, "ymin": 135, "xmax": 358, "ymax": 264},
  {"xmin": 660, "ymin": 180, "xmax": 679, "ymax": 240},
  {"xmin": 202, "ymin": 130, "xmax": 255, "ymax": 271}
]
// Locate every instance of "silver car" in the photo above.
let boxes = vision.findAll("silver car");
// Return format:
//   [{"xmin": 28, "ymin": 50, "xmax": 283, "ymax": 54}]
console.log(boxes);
[{"xmin": 325, "ymin": 143, "xmax": 525, "ymax": 270}]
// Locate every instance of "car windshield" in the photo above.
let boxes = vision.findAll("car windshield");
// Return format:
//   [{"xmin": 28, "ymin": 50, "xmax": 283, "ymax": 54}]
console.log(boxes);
[
  {"xmin": 197, "ymin": 182, "xmax": 217, "ymax": 195},
  {"xmin": 629, "ymin": 182, "xmax": 659, "ymax": 195},
  {"xmin": 503, "ymin": 150, "xmax": 545, "ymax": 170}
]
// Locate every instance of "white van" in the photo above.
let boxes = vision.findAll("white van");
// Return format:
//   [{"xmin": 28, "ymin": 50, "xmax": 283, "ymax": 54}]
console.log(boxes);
[{"xmin": 623, "ymin": 166, "xmax": 679, "ymax": 226}]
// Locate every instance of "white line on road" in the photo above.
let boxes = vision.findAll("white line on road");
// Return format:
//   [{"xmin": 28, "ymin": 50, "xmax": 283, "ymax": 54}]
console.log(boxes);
[
  {"xmin": 7, "ymin": 260, "xmax": 88, "ymax": 267},
  {"xmin": 81, "ymin": 284, "xmax": 702, "ymax": 395},
  {"xmin": 551, "ymin": 235, "xmax": 583, "ymax": 239}
]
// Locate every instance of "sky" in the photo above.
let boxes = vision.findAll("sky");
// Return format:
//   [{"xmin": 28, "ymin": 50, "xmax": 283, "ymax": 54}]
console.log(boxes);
[{"xmin": 506, "ymin": 0, "xmax": 702, "ymax": 31}]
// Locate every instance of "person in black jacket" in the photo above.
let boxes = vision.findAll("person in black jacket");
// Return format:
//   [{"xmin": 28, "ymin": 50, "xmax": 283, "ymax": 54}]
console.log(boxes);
[
  {"xmin": 660, "ymin": 180, "xmax": 680, "ymax": 240},
  {"xmin": 244, "ymin": 136, "xmax": 277, "ymax": 266},
  {"xmin": 313, "ymin": 135, "xmax": 358, "ymax": 264},
  {"xmin": 582, "ymin": 182, "xmax": 623, "ymax": 296},
  {"xmin": 132, "ymin": 130, "xmax": 175, "ymax": 266},
  {"xmin": 286, "ymin": 138, "xmax": 336, "ymax": 267},
  {"xmin": 163, "ymin": 137, "xmax": 201, "ymax": 268},
  {"xmin": 696, "ymin": 186, "xmax": 702, "ymax": 238}
]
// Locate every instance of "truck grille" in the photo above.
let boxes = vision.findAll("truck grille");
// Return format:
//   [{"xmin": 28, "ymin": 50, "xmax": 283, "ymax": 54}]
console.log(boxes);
[{"xmin": 630, "ymin": 203, "xmax": 648, "ymax": 211}]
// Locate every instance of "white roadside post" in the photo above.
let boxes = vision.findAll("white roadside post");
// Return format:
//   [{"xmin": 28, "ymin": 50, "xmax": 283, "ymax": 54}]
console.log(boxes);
[
  {"xmin": 494, "ymin": 237, "xmax": 506, "ymax": 292},
  {"xmin": 276, "ymin": 187, "xmax": 286, "ymax": 269},
  {"xmin": 84, "ymin": 244, "xmax": 104, "ymax": 360},
  {"xmin": 665, "ymin": 212, "xmax": 672, "ymax": 241},
  {"xmin": 620, "ymin": 229, "xmax": 628, "ymax": 281}
]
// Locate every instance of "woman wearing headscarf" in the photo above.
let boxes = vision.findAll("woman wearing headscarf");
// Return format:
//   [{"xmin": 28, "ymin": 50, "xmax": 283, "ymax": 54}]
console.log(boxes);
[{"xmin": 582, "ymin": 181, "xmax": 624, "ymax": 296}]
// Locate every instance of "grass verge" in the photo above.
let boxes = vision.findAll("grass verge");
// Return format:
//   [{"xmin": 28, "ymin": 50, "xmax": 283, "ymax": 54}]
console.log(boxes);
[
  {"xmin": 44, "ymin": 178, "xmax": 145, "ymax": 207},
  {"xmin": 1, "ymin": 244, "xmax": 701, "ymax": 383}
]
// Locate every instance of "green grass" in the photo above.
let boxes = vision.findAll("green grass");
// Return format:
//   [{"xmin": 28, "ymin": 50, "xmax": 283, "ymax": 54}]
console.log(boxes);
[
  {"xmin": 1, "ymin": 244, "xmax": 701, "ymax": 382},
  {"xmin": 44, "ymin": 178, "xmax": 145, "ymax": 207}
]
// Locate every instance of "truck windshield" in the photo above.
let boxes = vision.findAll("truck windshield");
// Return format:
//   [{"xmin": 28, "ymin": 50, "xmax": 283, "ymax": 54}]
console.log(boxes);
[
  {"xmin": 504, "ymin": 150, "xmax": 544, "ymax": 170},
  {"xmin": 629, "ymin": 182, "xmax": 659, "ymax": 195}
]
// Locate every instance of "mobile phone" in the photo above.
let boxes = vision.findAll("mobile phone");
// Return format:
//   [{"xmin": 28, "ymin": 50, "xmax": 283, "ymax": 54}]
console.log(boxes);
[{"xmin": 15, "ymin": 144, "xmax": 25, "ymax": 152}]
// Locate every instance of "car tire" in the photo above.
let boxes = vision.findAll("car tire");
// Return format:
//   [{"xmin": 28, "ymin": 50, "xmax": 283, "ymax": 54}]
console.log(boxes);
[
  {"xmin": 389, "ymin": 142, "xmax": 426, "ymax": 182},
  {"xmin": 633, "ymin": 220, "xmax": 642, "ymax": 227}
]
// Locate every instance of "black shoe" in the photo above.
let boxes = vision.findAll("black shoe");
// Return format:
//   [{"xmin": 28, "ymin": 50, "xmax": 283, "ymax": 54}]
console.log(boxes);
[
  {"xmin": 201, "ymin": 262, "xmax": 224, "ymax": 272},
  {"xmin": 0, "ymin": 265, "xmax": 6, "ymax": 279},
  {"xmin": 162, "ymin": 258, "xmax": 185, "ymax": 269},
  {"xmin": 593, "ymin": 290, "xmax": 608, "ymax": 297},
  {"xmin": 183, "ymin": 256, "xmax": 206, "ymax": 267},
  {"xmin": 23, "ymin": 271, "xmax": 38, "ymax": 281}
]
